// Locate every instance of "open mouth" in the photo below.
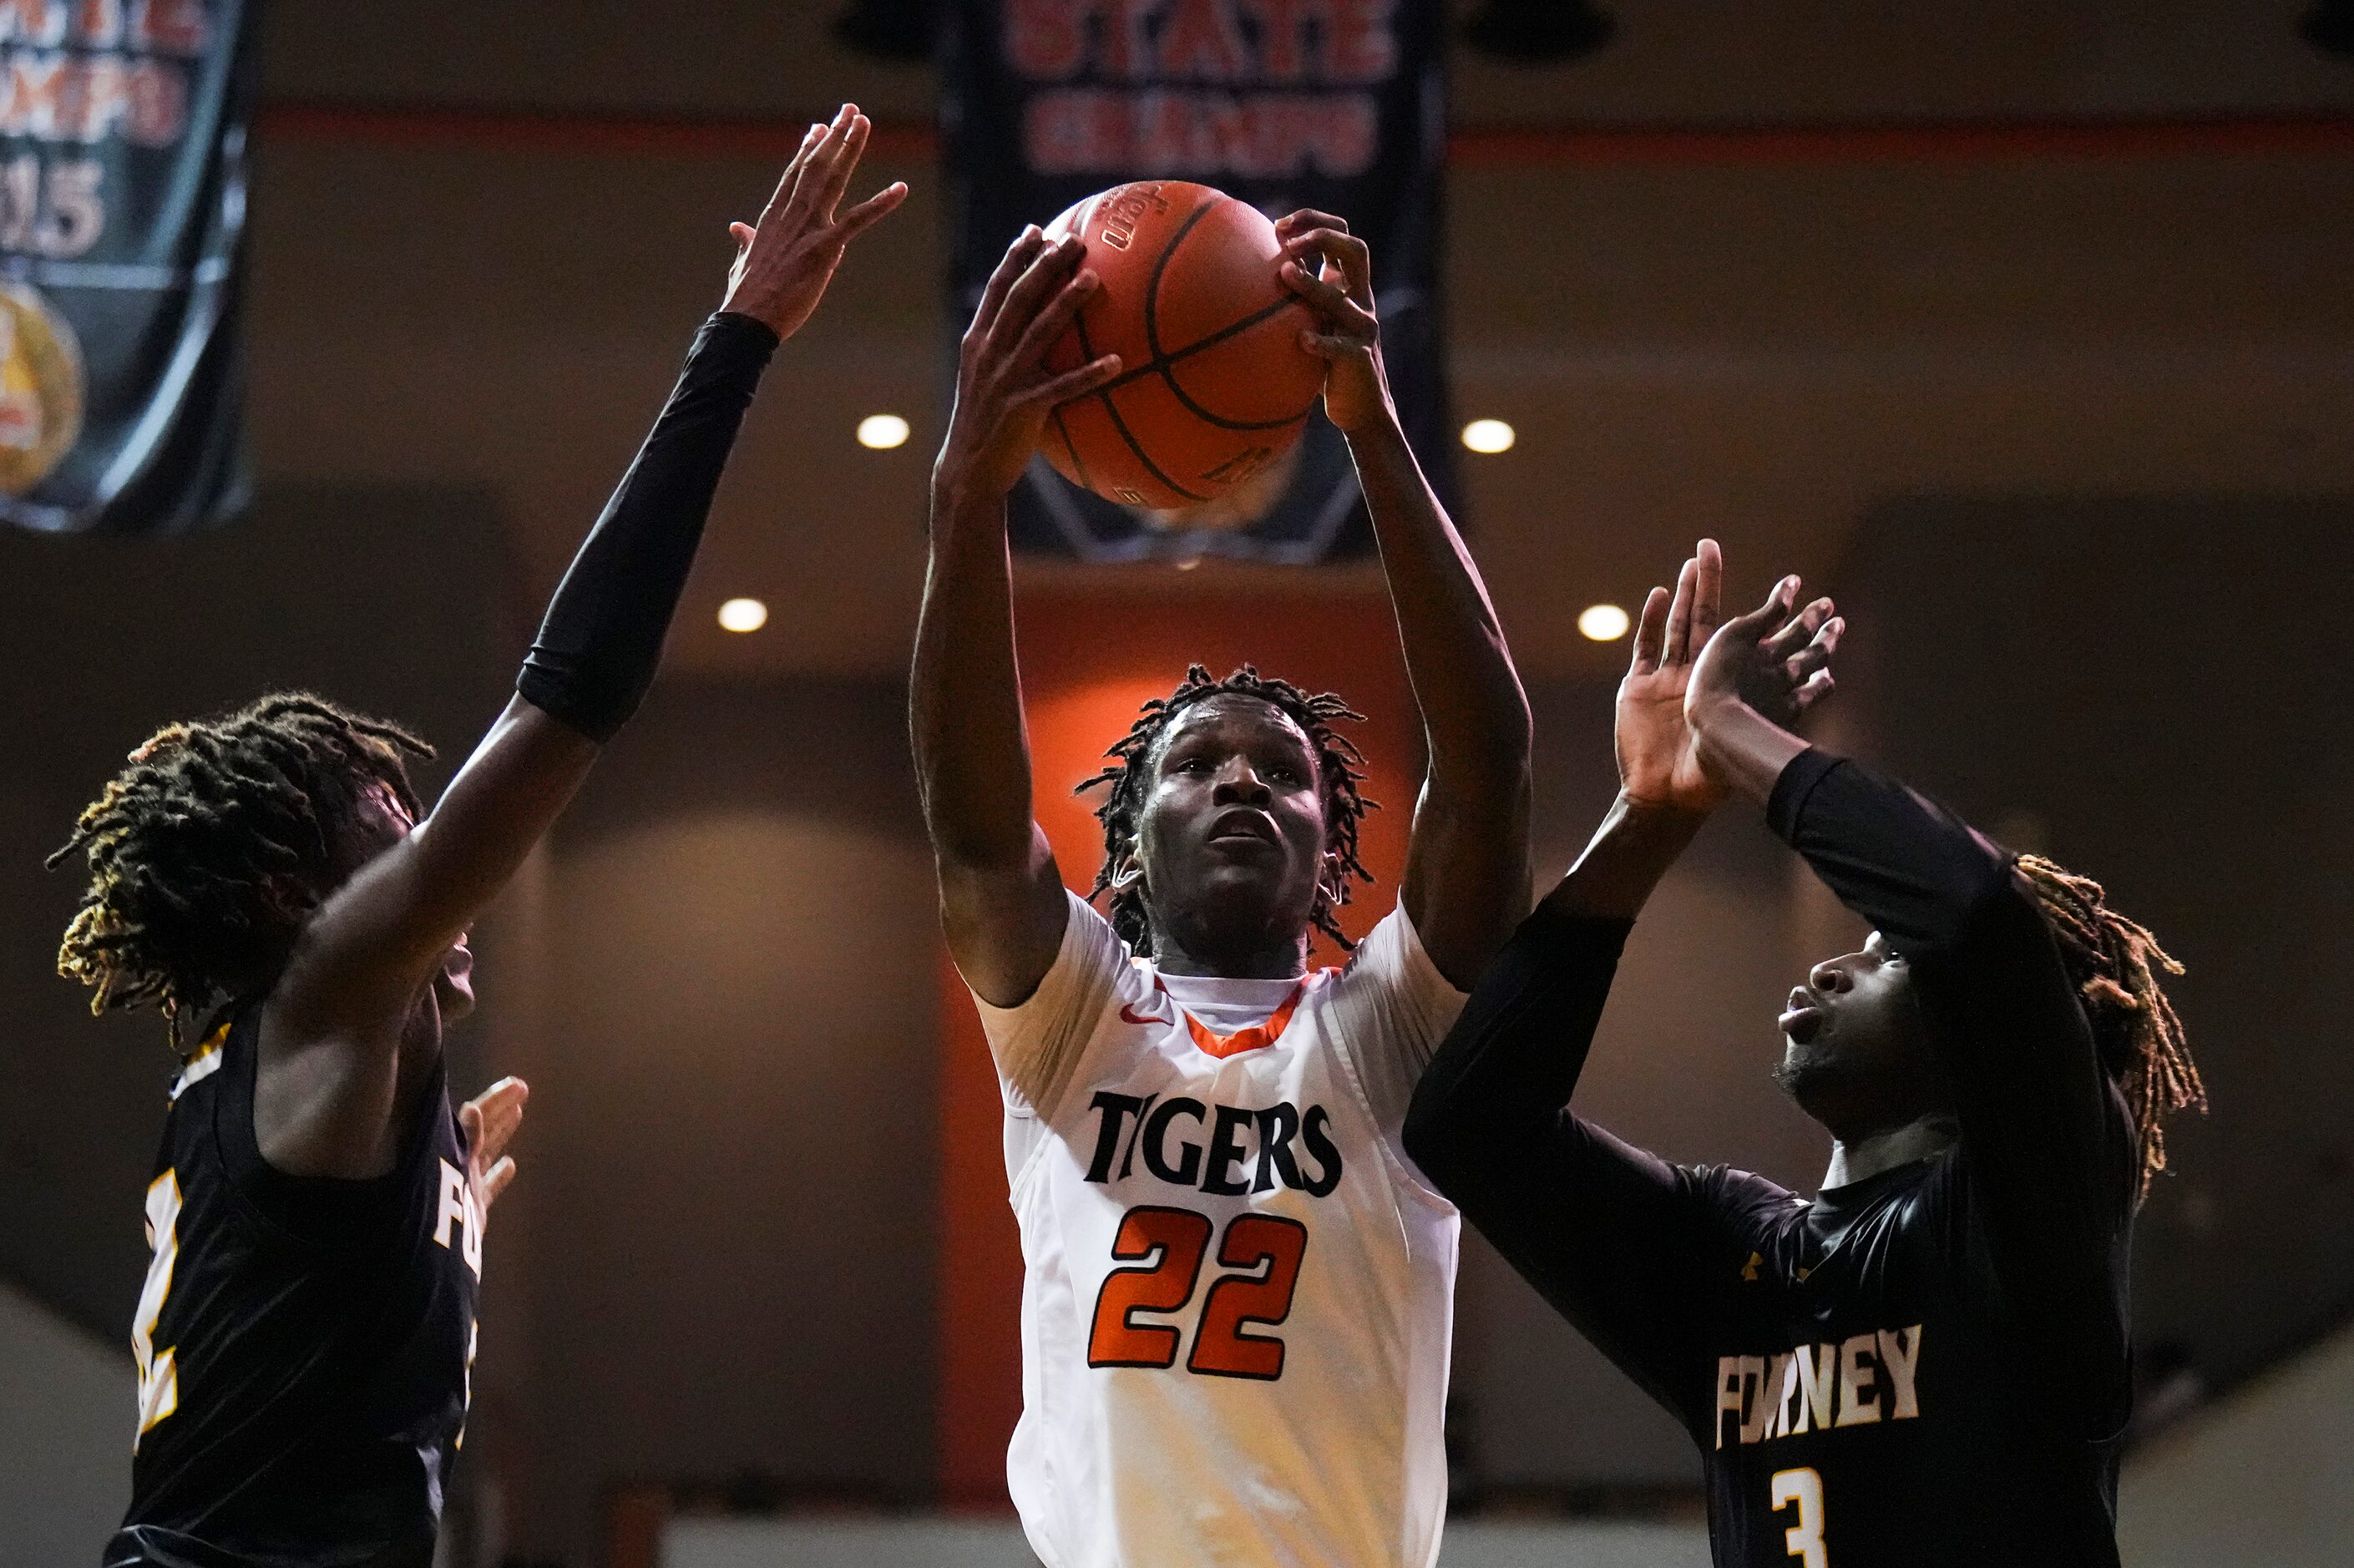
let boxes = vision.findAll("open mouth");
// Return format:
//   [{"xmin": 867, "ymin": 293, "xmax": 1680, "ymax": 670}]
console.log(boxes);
[
  {"xmin": 1779, "ymin": 986, "xmax": 1825, "ymax": 1044},
  {"xmin": 1207, "ymin": 809, "xmax": 1278, "ymax": 847}
]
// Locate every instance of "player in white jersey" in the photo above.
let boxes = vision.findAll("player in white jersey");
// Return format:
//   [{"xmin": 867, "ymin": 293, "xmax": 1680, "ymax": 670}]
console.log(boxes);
[{"xmin": 913, "ymin": 214, "xmax": 1532, "ymax": 1566}]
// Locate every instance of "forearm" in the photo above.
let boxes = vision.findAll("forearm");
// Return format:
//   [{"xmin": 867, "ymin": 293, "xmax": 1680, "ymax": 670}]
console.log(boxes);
[
  {"xmin": 1541, "ymin": 793, "xmax": 1709, "ymax": 921},
  {"xmin": 1349, "ymin": 411, "xmax": 1530, "ymax": 778},
  {"xmin": 910, "ymin": 481, "xmax": 1043, "ymax": 870},
  {"xmin": 1764, "ymin": 749, "xmax": 2016, "ymax": 955},
  {"xmin": 1690, "ymin": 698, "xmax": 1810, "ymax": 810},
  {"xmin": 518, "ymin": 311, "xmax": 778, "ymax": 741},
  {"xmin": 1404, "ymin": 902, "xmax": 1632, "ymax": 1164}
]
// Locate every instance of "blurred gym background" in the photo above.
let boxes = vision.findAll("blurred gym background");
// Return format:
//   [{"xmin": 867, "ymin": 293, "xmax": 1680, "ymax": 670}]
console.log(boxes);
[{"xmin": 3, "ymin": 3, "xmax": 2351, "ymax": 1564}]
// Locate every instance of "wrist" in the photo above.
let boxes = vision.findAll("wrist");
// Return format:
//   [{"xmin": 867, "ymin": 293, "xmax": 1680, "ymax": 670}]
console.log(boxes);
[
  {"xmin": 1335, "ymin": 387, "xmax": 1405, "ymax": 443},
  {"xmin": 711, "ymin": 307, "xmax": 784, "ymax": 346},
  {"xmin": 1614, "ymin": 785, "xmax": 1717, "ymax": 824},
  {"xmin": 930, "ymin": 451, "xmax": 1012, "ymax": 515},
  {"xmin": 1690, "ymin": 702, "xmax": 1809, "ymax": 808}
]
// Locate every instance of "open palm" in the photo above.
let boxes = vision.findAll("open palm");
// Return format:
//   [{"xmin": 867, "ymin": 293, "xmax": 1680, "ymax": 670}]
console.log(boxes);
[
  {"xmin": 461, "ymin": 1075, "xmax": 528, "ymax": 1218},
  {"xmin": 1617, "ymin": 539, "xmax": 1837, "ymax": 814}
]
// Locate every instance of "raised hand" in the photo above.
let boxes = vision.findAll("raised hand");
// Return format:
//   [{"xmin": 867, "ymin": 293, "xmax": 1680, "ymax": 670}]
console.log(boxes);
[
  {"xmin": 1617, "ymin": 540, "xmax": 1726, "ymax": 812},
  {"xmin": 1687, "ymin": 568, "xmax": 1840, "ymax": 733},
  {"xmin": 460, "ymin": 1075, "xmax": 529, "ymax": 1216},
  {"xmin": 1275, "ymin": 210, "xmax": 1390, "ymax": 434},
  {"xmin": 721, "ymin": 103, "xmax": 909, "ymax": 341},
  {"xmin": 1618, "ymin": 540, "xmax": 1837, "ymax": 815},
  {"xmin": 934, "ymin": 228, "xmax": 1123, "ymax": 503}
]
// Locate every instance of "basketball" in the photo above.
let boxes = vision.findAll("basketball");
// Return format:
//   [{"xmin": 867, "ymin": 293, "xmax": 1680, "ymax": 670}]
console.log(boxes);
[{"xmin": 1040, "ymin": 181, "xmax": 1327, "ymax": 512}]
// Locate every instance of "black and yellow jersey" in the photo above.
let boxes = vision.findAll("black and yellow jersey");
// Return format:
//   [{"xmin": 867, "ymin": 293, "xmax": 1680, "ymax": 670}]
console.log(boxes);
[
  {"xmin": 1409, "ymin": 752, "xmax": 2137, "ymax": 1567},
  {"xmin": 107, "ymin": 1004, "xmax": 481, "ymax": 1568}
]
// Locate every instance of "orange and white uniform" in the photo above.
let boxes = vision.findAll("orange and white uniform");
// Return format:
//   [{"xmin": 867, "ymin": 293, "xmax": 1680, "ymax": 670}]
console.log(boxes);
[{"xmin": 975, "ymin": 891, "xmax": 1467, "ymax": 1568}]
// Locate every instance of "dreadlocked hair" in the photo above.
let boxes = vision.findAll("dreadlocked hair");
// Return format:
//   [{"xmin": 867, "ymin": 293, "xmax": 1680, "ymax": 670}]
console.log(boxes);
[
  {"xmin": 1076, "ymin": 665, "xmax": 1376, "ymax": 958},
  {"xmin": 2014, "ymin": 853, "xmax": 2205, "ymax": 1199},
  {"xmin": 48, "ymin": 692, "xmax": 434, "ymax": 1051}
]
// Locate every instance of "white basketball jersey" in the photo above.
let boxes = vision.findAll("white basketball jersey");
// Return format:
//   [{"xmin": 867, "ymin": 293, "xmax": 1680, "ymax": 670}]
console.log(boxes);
[{"xmin": 973, "ymin": 892, "xmax": 1467, "ymax": 1568}]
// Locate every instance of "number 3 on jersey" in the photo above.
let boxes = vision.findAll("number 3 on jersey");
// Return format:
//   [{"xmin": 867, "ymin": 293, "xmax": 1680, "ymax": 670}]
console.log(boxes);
[
  {"xmin": 131, "ymin": 1171, "xmax": 183, "ymax": 1448},
  {"xmin": 1087, "ymin": 1205, "xmax": 1309, "ymax": 1381},
  {"xmin": 1771, "ymin": 1467, "xmax": 1827, "ymax": 1567}
]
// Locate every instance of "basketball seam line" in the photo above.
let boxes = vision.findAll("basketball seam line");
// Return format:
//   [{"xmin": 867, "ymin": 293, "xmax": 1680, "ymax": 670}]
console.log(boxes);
[
  {"xmin": 1131, "ymin": 197, "xmax": 1319, "ymax": 430},
  {"xmin": 1094, "ymin": 295, "xmax": 1321, "ymax": 432},
  {"xmin": 1079, "ymin": 302, "xmax": 1207, "ymax": 505}
]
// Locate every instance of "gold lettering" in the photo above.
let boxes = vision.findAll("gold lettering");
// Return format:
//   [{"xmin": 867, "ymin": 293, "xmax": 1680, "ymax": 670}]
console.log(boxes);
[
  {"xmin": 1791, "ymin": 1343, "xmax": 1835, "ymax": 1434},
  {"xmin": 1764, "ymin": 1352, "xmax": 1796, "ymax": 1439},
  {"xmin": 1713, "ymin": 1356, "xmax": 1745, "ymax": 1450},
  {"xmin": 1835, "ymin": 1332, "xmax": 1882, "ymax": 1426},
  {"xmin": 1876, "ymin": 1324, "xmax": 1923, "ymax": 1419}
]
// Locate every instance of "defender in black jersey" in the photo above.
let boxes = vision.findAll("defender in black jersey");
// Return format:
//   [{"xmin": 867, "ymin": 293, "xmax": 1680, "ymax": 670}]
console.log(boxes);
[
  {"xmin": 1405, "ymin": 542, "xmax": 2204, "ymax": 1567},
  {"xmin": 49, "ymin": 109, "xmax": 905, "ymax": 1568}
]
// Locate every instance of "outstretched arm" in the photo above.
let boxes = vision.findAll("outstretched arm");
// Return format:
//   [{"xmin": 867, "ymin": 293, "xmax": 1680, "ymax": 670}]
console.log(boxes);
[
  {"xmin": 262, "ymin": 109, "xmax": 907, "ymax": 1176},
  {"xmin": 913, "ymin": 230, "xmax": 1123, "ymax": 1007},
  {"xmin": 1406, "ymin": 541, "xmax": 1839, "ymax": 1428},
  {"xmin": 1275, "ymin": 213, "xmax": 1530, "ymax": 988}
]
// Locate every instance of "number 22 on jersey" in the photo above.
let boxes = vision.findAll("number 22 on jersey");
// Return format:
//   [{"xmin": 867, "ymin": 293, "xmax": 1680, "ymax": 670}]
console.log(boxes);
[
  {"xmin": 131, "ymin": 1171, "xmax": 183, "ymax": 1448},
  {"xmin": 1087, "ymin": 1206, "xmax": 1309, "ymax": 1380}
]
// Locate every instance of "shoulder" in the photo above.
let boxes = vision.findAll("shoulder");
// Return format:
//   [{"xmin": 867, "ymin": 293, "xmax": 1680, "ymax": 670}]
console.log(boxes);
[
  {"xmin": 1687, "ymin": 1161, "xmax": 1810, "ymax": 1242},
  {"xmin": 967, "ymin": 890, "xmax": 1147, "ymax": 1119},
  {"xmin": 1328, "ymin": 900, "xmax": 1467, "ymax": 1023}
]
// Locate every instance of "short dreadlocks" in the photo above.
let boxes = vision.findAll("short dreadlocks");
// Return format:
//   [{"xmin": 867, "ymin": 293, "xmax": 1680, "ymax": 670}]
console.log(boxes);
[
  {"xmin": 2015, "ymin": 854, "xmax": 2205, "ymax": 1200},
  {"xmin": 48, "ymin": 693, "xmax": 434, "ymax": 1050},
  {"xmin": 1077, "ymin": 665, "xmax": 1375, "ymax": 958}
]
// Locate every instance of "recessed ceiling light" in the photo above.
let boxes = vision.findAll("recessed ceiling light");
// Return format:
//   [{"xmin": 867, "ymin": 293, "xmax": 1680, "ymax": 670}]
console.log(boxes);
[
  {"xmin": 717, "ymin": 597, "xmax": 769, "ymax": 633},
  {"xmin": 1577, "ymin": 603, "xmax": 1631, "ymax": 642},
  {"xmin": 857, "ymin": 413, "xmax": 911, "ymax": 449},
  {"xmin": 1460, "ymin": 417, "xmax": 1515, "ymax": 454}
]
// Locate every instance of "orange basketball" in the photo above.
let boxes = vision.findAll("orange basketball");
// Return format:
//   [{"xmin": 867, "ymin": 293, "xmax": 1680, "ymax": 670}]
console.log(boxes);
[{"xmin": 1040, "ymin": 182, "xmax": 1326, "ymax": 512}]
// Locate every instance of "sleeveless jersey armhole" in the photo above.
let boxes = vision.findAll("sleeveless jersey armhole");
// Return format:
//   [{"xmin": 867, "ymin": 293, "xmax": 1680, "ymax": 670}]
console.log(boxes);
[{"xmin": 212, "ymin": 1009, "xmax": 447, "ymax": 1250}]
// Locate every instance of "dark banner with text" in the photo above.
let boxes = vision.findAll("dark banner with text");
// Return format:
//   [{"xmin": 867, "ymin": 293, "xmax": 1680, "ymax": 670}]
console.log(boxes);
[
  {"xmin": 0, "ymin": 0, "xmax": 252, "ymax": 536},
  {"xmin": 944, "ymin": 0, "xmax": 1451, "ymax": 564}
]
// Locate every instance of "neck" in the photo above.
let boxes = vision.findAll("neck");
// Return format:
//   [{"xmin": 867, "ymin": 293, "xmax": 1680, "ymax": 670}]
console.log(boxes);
[
  {"xmin": 1148, "ymin": 913, "xmax": 1309, "ymax": 979},
  {"xmin": 1821, "ymin": 1114, "xmax": 1957, "ymax": 1189}
]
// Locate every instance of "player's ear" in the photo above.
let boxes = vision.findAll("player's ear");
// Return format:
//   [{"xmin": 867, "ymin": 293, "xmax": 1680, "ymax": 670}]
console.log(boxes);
[
  {"xmin": 255, "ymin": 873, "xmax": 316, "ymax": 928},
  {"xmin": 1316, "ymin": 847, "xmax": 1346, "ymax": 906},
  {"xmin": 1106, "ymin": 837, "xmax": 1143, "ymax": 893}
]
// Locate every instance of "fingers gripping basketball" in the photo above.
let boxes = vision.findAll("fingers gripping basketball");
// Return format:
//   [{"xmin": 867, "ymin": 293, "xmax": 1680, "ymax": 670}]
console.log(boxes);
[{"xmin": 1041, "ymin": 182, "xmax": 1326, "ymax": 510}]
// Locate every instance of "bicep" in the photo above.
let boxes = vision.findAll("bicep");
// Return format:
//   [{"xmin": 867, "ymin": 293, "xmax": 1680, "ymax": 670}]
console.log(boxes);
[
  {"xmin": 936, "ymin": 821, "xmax": 1071, "ymax": 1009},
  {"xmin": 1399, "ymin": 769, "xmax": 1532, "ymax": 992},
  {"xmin": 274, "ymin": 697, "xmax": 599, "ymax": 1033}
]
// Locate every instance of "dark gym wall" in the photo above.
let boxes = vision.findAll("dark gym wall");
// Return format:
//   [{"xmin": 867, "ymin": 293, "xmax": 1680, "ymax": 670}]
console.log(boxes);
[
  {"xmin": 1832, "ymin": 496, "xmax": 2354, "ymax": 1395},
  {"xmin": 491, "ymin": 679, "xmax": 939, "ymax": 1560},
  {"xmin": 0, "ymin": 486, "xmax": 517, "ymax": 1338}
]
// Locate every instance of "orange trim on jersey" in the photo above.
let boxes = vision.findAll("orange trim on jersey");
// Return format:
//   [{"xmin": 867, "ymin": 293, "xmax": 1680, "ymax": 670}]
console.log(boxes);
[{"xmin": 1153, "ymin": 975, "xmax": 1313, "ymax": 1060}]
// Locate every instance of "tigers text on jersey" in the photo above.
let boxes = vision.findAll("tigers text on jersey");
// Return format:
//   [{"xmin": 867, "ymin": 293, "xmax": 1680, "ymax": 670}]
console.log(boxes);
[
  {"xmin": 107, "ymin": 1006, "xmax": 481, "ymax": 1568},
  {"xmin": 975, "ymin": 893, "xmax": 1467, "ymax": 1568}
]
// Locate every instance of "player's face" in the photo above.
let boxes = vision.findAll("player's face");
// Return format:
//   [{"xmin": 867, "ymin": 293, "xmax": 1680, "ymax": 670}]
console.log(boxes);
[
  {"xmin": 1132, "ymin": 696, "xmax": 1329, "ymax": 965},
  {"xmin": 1774, "ymin": 931, "xmax": 1944, "ymax": 1139},
  {"xmin": 347, "ymin": 784, "xmax": 477, "ymax": 1024}
]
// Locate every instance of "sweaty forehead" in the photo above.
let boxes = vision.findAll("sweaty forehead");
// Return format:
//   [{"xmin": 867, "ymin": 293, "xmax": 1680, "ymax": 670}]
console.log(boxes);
[{"xmin": 1153, "ymin": 694, "xmax": 1315, "ymax": 763}]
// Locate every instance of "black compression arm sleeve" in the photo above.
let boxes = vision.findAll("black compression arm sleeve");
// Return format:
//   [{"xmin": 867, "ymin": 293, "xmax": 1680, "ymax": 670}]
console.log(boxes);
[
  {"xmin": 516, "ymin": 311, "xmax": 779, "ymax": 741},
  {"xmin": 1765, "ymin": 747, "xmax": 2017, "ymax": 958},
  {"xmin": 1405, "ymin": 906, "xmax": 1769, "ymax": 1432}
]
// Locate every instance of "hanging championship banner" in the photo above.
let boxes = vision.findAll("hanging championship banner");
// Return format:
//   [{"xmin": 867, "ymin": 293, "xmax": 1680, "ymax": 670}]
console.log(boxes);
[
  {"xmin": 944, "ymin": 0, "xmax": 1452, "ymax": 564},
  {"xmin": 0, "ymin": 0, "xmax": 253, "ymax": 536}
]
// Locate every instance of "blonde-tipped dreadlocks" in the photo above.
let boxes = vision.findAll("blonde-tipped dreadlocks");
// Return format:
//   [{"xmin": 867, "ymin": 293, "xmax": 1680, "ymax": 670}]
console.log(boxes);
[
  {"xmin": 2015, "ymin": 854, "xmax": 2205, "ymax": 1199},
  {"xmin": 48, "ymin": 693, "xmax": 433, "ymax": 1051},
  {"xmin": 1076, "ymin": 665, "xmax": 1376, "ymax": 958}
]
